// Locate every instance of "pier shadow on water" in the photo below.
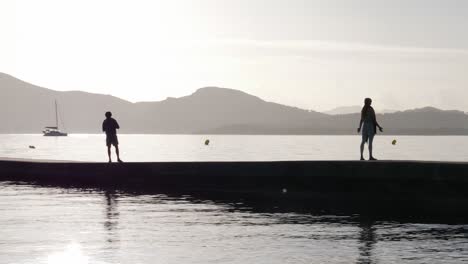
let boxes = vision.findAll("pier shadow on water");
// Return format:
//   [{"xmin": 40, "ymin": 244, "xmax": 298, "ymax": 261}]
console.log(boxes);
[
  {"xmin": 9, "ymin": 180, "xmax": 468, "ymax": 224},
  {"xmin": 100, "ymin": 186, "xmax": 383, "ymax": 264},
  {"xmin": 101, "ymin": 187, "xmax": 468, "ymax": 264}
]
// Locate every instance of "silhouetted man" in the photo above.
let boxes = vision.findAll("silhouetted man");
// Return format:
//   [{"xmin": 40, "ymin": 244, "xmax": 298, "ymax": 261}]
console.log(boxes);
[{"xmin": 103, "ymin": 111, "xmax": 122, "ymax": 163}]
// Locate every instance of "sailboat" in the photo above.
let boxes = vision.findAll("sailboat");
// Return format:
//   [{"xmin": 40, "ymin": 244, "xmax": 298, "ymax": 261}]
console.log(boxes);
[{"xmin": 43, "ymin": 100, "xmax": 68, "ymax": 136}]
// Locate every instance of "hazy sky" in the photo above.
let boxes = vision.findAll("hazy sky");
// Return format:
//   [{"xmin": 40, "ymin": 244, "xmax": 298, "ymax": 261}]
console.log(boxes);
[{"xmin": 1, "ymin": 0, "xmax": 468, "ymax": 111}]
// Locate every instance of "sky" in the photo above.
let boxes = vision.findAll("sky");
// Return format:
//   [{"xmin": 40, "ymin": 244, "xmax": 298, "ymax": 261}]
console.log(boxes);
[{"xmin": 1, "ymin": 0, "xmax": 468, "ymax": 111}]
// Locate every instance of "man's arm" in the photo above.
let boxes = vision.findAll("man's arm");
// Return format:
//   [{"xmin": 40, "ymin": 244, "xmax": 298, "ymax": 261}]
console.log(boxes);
[
  {"xmin": 102, "ymin": 121, "xmax": 106, "ymax": 132},
  {"xmin": 115, "ymin": 119, "xmax": 120, "ymax": 129}
]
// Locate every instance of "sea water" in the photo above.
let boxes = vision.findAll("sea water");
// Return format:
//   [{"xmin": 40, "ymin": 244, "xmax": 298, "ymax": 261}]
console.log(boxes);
[{"xmin": 1, "ymin": 135, "xmax": 468, "ymax": 264}]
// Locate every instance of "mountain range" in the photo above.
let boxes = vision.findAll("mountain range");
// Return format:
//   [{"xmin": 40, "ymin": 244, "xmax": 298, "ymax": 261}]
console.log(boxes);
[
  {"xmin": 324, "ymin": 106, "xmax": 397, "ymax": 115},
  {"xmin": 1, "ymin": 72, "xmax": 468, "ymax": 135}
]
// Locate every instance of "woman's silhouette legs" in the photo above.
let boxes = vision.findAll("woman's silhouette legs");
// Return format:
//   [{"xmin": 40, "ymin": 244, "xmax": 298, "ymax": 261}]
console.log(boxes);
[
  {"xmin": 360, "ymin": 139, "xmax": 366, "ymax": 160},
  {"xmin": 360, "ymin": 135, "xmax": 376, "ymax": 160},
  {"xmin": 368, "ymin": 135, "xmax": 377, "ymax": 160}
]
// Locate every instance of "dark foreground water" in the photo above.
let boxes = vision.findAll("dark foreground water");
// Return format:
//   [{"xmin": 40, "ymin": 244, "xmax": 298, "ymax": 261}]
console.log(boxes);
[{"xmin": 1, "ymin": 182, "xmax": 468, "ymax": 264}]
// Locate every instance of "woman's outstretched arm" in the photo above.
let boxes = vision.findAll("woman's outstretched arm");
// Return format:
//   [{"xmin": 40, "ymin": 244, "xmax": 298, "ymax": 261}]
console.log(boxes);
[{"xmin": 371, "ymin": 109, "xmax": 383, "ymax": 132}]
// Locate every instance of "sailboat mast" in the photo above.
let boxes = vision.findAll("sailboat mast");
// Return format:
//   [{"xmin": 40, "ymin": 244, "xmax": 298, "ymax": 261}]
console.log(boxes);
[{"xmin": 55, "ymin": 100, "xmax": 58, "ymax": 128}]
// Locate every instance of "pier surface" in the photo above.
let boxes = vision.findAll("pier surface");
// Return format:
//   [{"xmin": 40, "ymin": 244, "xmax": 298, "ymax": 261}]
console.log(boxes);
[{"xmin": 1, "ymin": 158, "xmax": 468, "ymax": 218}]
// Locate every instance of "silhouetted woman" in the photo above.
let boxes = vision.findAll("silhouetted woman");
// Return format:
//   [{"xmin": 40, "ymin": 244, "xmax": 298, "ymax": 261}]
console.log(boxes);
[{"xmin": 358, "ymin": 98, "xmax": 383, "ymax": 160}]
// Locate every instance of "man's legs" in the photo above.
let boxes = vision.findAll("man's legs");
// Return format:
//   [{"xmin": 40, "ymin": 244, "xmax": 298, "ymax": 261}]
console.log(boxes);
[
  {"xmin": 114, "ymin": 145, "xmax": 122, "ymax": 162},
  {"xmin": 107, "ymin": 145, "xmax": 112, "ymax": 162}
]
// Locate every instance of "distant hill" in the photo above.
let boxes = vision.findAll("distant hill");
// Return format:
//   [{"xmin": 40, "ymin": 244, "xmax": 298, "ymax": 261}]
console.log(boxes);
[
  {"xmin": 0, "ymin": 72, "xmax": 133, "ymax": 133},
  {"xmin": 324, "ymin": 105, "xmax": 397, "ymax": 115},
  {"xmin": 324, "ymin": 106, "xmax": 362, "ymax": 115},
  {"xmin": 0, "ymin": 73, "xmax": 326, "ymax": 134},
  {"xmin": 1, "ymin": 72, "xmax": 468, "ymax": 135},
  {"xmin": 129, "ymin": 87, "xmax": 327, "ymax": 133}
]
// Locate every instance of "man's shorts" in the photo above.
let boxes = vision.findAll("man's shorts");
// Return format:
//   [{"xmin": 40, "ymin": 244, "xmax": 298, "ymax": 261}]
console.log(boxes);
[{"xmin": 106, "ymin": 134, "xmax": 119, "ymax": 147}]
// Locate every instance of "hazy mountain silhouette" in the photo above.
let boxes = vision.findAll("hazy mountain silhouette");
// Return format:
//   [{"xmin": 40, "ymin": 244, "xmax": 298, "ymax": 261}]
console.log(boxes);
[
  {"xmin": 130, "ymin": 87, "xmax": 327, "ymax": 133},
  {"xmin": 324, "ymin": 106, "xmax": 362, "ymax": 115},
  {"xmin": 1, "ymin": 72, "xmax": 468, "ymax": 135},
  {"xmin": 0, "ymin": 73, "xmax": 326, "ymax": 133},
  {"xmin": 0, "ymin": 72, "xmax": 133, "ymax": 133},
  {"xmin": 325, "ymin": 106, "xmax": 397, "ymax": 115}
]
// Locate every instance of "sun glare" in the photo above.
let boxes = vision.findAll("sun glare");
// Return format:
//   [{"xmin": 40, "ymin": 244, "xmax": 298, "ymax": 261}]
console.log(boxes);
[{"xmin": 47, "ymin": 243, "xmax": 90, "ymax": 264}]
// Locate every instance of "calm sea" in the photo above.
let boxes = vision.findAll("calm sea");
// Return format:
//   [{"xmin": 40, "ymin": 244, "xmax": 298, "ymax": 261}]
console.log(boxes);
[
  {"xmin": 1, "ymin": 134, "xmax": 468, "ymax": 264},
  {"xmin": 2, "ymin": 134, "xmax": 468, "ymax": 162}
]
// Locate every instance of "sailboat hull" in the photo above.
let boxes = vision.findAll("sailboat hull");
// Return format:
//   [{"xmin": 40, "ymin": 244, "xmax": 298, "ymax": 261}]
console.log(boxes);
[{"xmin": 43, "ymin": 131, "xmax": 68, "ymax": 136}]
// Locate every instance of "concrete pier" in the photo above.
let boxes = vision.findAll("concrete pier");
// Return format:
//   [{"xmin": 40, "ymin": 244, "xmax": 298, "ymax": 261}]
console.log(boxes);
[{"xmin": 1, "ymin": 158, "xmax": 468, "ymax": 218}]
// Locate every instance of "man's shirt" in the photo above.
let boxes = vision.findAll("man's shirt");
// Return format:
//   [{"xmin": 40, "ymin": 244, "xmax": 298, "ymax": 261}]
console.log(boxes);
[{"xmin": 102, "ymin": 118, "xmax": 120, "ymax": 135}]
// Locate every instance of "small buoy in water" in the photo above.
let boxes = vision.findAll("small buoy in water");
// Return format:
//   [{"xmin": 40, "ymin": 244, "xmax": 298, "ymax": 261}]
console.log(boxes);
[
  {"xmin": 392, "ymin": 139, "xmax": 397, "ymax": 145},
  {"xmin": 282, "ymin": 188, "xmax": 287, "ymax": 194},
  {"xmin": 205, "ymin": 139, "xmax": 210, "ymax": 146},
  {"xmin": 29, "ymin": 145, "xmax": 35, "ymax": 149}
]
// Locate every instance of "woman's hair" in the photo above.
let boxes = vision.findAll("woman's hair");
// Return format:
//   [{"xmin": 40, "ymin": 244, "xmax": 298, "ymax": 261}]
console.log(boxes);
[{"xmin": 361, "ymin": 98, "xmax": 372, "ymax": 120}]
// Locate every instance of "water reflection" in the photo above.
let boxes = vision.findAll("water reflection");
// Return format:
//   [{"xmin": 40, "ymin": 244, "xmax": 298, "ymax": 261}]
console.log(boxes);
[
  {"xmin": 356, "ymin": 221, "xmax": 377, "ymax": 264},
  {"xmin": 104, "ymin": 190, "xmax": 120, "ymax": 246},
  {"xmin": 3, "ymin": 182, "xmax": 468, "ymax": 264}
]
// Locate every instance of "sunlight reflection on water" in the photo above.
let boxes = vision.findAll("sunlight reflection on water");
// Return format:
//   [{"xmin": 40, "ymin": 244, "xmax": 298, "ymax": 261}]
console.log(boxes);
[{"xmin": 46, "ymin": 243, "xmax": 91, "ymax": 264}]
